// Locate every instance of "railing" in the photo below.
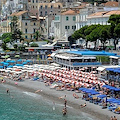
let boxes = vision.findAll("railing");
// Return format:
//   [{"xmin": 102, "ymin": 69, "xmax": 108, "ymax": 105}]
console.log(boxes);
[{"xmin": 72, "ymin": 62, "xmax": 102, "ymax": 66}]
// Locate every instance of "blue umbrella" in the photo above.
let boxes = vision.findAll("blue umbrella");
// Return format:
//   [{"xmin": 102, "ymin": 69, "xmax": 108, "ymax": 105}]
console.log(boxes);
[
  {"xmin": 90, "ymin": 92, "xmax": 100, "ymax": 95},
  {"xmin": 78, "ymin": 88, "xmax": 86, "ymax": 91},
  {"xmin": 97, "ymin": 94, "xmax": 107, "ymax": 98},
  {"xmin": 7, "ymin": 65, "xmax": 13, "ymax": 68},
  {"xmin": 107, "ymin": 98, "xmax": 116, "ymax": 102},
  {"xmin": 10, "ymin": 60, "xmax": 15, "ymax": 63},
  {"xmin": 17, "ymin": 59, "xmax": 22, "ymax": 62}
]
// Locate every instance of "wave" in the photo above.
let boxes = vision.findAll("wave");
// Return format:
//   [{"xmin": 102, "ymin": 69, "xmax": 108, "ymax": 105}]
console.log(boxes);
[{"xmin": 23, "ymin": 91, "xmax": 41, "ymax": 98}]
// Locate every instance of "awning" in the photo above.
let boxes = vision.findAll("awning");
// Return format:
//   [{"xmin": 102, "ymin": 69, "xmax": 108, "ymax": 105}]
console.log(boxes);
[
  {"xmin": 96, "ymin": 67, "xmax": 105, "ymax": 71},
  {"xmin": 109, "ymin": 56, "xmax": 119, "ymax": 59}
]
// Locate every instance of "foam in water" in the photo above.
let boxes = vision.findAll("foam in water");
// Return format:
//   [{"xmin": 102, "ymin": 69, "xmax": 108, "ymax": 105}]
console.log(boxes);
[{"xmin": 23, "ymin": 91, "xmax": 41, "ymax": 98}]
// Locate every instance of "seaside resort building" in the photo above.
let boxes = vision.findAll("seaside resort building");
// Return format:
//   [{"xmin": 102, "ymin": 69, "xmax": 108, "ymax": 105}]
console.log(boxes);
[{"xmin": 51, "ymin": 50, "xmax": 116, "ymax": 70}]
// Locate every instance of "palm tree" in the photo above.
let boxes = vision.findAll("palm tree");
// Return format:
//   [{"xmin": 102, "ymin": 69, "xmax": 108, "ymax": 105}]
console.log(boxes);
[{"xmin": 35, "ymin": 30, "xmax": 41, "ymax": 41}]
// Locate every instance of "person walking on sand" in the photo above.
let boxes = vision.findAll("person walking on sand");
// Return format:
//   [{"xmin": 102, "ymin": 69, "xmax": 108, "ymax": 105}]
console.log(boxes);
[{"xmin": 110, "ymin": 116, "xmax": 113, "ymax": 120}]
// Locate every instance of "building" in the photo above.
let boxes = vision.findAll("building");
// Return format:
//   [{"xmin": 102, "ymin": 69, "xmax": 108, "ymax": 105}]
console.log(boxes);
[
  {"xmin": 52, "ymin": 50, "xmax": 117, "ymax": 70},
  {"xmin": 0, "ymin": 11, "xmax": 41, "ymax": 41},
  {"xmin": 54, "ymin": 9, "xmax": 77, "ymax": 45},
  {"xmin": 87, "ymin": 10, "xmax": 120, "ymax": 26},
  {"xmin": 29, "ymin": 1, "xmax": 63, "ymax": 16}
]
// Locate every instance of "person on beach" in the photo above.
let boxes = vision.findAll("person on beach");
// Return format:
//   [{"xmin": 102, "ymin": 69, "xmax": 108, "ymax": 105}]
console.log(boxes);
[
  {"xmin": 62, "ymin": 107, "xmax": 67, "ymax": 115},
  {"xmin": 64, "ymin": 99, "xmax": 67, "ymax": 108},
  {"xmin": 110, "ymin": 116, "xmax": 113, "ymax": 120},
  {"xmin": 59, "ymin": 95, "xmax": 66, "ymax": 99},
  {"xmin": 113, "ymin": 116, "xmax": 117, "ymax": 120},
  {"xmin": 80, "ymin": 103, "xmax": 86, "ymax": 108}
]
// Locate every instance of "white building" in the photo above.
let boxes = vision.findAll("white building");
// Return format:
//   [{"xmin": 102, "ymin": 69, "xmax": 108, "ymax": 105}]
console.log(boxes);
[
  {"xmin": 76, "ymin": 4, "xmax": 104, "ymax": 30},
  {"xmin": 87, "ymin": 10, "xmax": 120, "ymax": 26},
  {"xmin": 54, "ymin": 9, "xmax": 76, "ymax": 43}
]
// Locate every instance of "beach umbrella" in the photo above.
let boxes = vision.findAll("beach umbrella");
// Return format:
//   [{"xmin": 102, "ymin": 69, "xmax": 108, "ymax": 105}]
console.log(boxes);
[
  {"xmin": 15, "ymin": 55, "xmax": 20, "ymax": 58},
  {"xmin": 97, "ymin": 94, "xmax": 107, "ymax": 98},
  {"xmin": 10, "ymin": 60, "xmax": 16, "ymax": 63},
  {"xmin": 7, "ymin": 65, "xmax": 13, "ymax": 68},
  {"xmin": 4, "ymin": 55, "xmax": 10, "ymax": 59},
  {"xmin": 17, "ymin": 59, "xmax": 22, "ymax": 62}
]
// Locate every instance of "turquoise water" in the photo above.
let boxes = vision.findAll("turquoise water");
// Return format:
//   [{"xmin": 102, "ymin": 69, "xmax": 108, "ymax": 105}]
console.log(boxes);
[{"xmin": 0, "ymin": 84, "xmax": 95, "ymax": 120}]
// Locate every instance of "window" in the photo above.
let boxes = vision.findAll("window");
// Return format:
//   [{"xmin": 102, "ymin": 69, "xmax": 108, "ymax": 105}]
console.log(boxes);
[
  {"xmin": 40, "ymin": 5, "xmax": 43, "ymax": 9},
  {"xmin": 73, "ymin": 16, "xmax": 76, "ymax": 21},
  {"xmin": 55, "ymin": 16, "xmax": 59, "ymax": 20},
  {"xmin": 45, "ymin": 11, "xmax": 47, "ymax": 15},
  {"xmin": 33, "ymin": 0, "xmax": 34, "ymax": 3},
  {"xmin": 34, "ymin": 23, "xmax": 36, "ymax": 25},
  {"xmin": 72, "ymin": 26, "xmax": 76, "ymax": 30},
  {"xmin": 33, "ymin": 28, "xmax": 36, "ymax": 33},
  {"xmin": 40, "ymin": 11, "xmax": 42, "ymax": 16},
  {"xmin": 36, "ymin": 0, "xmax": 38, "ymax": 3},
  {"xmin": 58, "ymin": 5, "xmax": 60, "ymax": 9},
  {"xmin": 65, "ymin": 26, "xmax": 70, "ymax": 29},
  {"xmin": 51, "ymin": 5, "xmax": 53, "ymax": 9},
  {"xmin": 33, "ymin": 5, "xmax": 34, "ymax": 8},
  {"xmin": 65, "ymin": 26, "xmax": 67, "ymax": 29},
  {"xmin": 66, "ymin": 16, "xmax": 69, "ymax": 21},
  {"xmin": 25, "ymin": 35, "xmax": 28, "ymax": 39},
  {"xmin": 25, "ymin": 29, "xmax": 27, "ymax": 33},
  {"xmin": 25, "ymin": 22, "xmax": 27, "ymax": 26},
  {"xmin": 45, "ymin": 5, "xmax": 47, "ymax": 9}
]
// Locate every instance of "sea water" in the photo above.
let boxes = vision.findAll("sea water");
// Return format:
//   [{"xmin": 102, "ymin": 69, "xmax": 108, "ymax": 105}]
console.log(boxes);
[{"xmin": 0, "ymin": 84, "xmax": 95, "ymax": 120}]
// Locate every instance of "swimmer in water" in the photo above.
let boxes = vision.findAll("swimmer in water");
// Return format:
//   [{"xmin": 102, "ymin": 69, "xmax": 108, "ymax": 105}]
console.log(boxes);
[{"xmin": 6, "ymin": 89, "xmax": 10, "ymax": 95}]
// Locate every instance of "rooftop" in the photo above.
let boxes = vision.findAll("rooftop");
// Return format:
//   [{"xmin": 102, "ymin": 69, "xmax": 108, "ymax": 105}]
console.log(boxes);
[{"xmin": 66, "ymin": 50, "xmax": 117, "ymax": 56}]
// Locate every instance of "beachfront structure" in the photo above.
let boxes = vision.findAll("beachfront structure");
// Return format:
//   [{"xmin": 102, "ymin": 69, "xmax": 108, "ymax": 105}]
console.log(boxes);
[
  {"xmin": 109, "ymin": 56, "xmax": 120, "ymax": 65},
  {"xmin": 52, "ymin": 50, "xmax": 116, "ymax": 70},
  {"xmin": 54, "ymin": 9, "xmax": 77, "ymax": 44}
]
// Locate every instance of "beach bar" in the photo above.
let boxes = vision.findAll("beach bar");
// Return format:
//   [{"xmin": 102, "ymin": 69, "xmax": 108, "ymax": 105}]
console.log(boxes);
[{"xmin": 52, "ymin": 50, "xmax": 117, "ymax": 70}]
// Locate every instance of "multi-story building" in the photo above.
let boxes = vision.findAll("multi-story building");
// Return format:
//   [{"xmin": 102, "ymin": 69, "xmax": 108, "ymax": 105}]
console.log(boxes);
[
  {"xmin": 0, "ymin": 11, "xmax": 41, "ymax": 41},
  {"xmin": 29, "ymin": 1, "xmax": 63, "ymax": 16},
  {"xmin": 54, "ymin": 9, "xmax": 77, "ymax": 44},
  {"xmin": 87, "ymin": 10, "xmax": 120, "ymax": 26}
]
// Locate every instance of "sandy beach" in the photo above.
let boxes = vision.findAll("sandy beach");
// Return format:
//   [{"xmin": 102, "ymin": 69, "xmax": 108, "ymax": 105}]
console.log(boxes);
[{"xmin": 2, "ymin": 77, "xmax": 119, "ymax": 120}]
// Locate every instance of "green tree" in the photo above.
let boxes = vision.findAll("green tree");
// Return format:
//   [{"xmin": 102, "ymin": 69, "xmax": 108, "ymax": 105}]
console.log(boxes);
[
  {"xmin": 30, "ymin": 42, "xmax": 39, "ymax": 47},
  {"xmin": 10, "ymin": 16, "xmax": 23, "ymax": 43},
  {"xmin": 108, "ymin": 14, "xmax": 120, "ymax": 49},
  {"xmin": 34, "ymin": 31, "xmax": 41, "ymax": 41},
  {"xmin": 99, "ymin": 25, "xmax": 110, "ymax": 49},
  {"xmin": 86, "ymin": 26, "xmax": 103, "ymax": 49}
]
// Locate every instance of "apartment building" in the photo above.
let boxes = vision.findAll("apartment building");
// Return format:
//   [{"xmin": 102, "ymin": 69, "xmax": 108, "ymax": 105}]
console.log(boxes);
[
  {"xmin": 87, "ymin": 10, "xmax": 120, "ymax": 26},
  {"xmin": 0, "ymin": 11, "xmax": 41, "ymax": 41},
  {"xmin": 54, "ymin": 9, "xmax": 77, "ymax": 43}
]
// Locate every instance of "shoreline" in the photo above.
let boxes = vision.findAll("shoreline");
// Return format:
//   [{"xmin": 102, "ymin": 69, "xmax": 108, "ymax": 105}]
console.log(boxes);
[{"xmin": 3, "ymin": 78, "xmax": 119, "ymax": 120}]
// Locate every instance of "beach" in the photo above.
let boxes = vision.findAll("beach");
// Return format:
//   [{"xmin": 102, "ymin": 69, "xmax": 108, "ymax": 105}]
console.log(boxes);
[{"xmin": 2, "ymin": 77, "xmax": 119, "ymax": 120}]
